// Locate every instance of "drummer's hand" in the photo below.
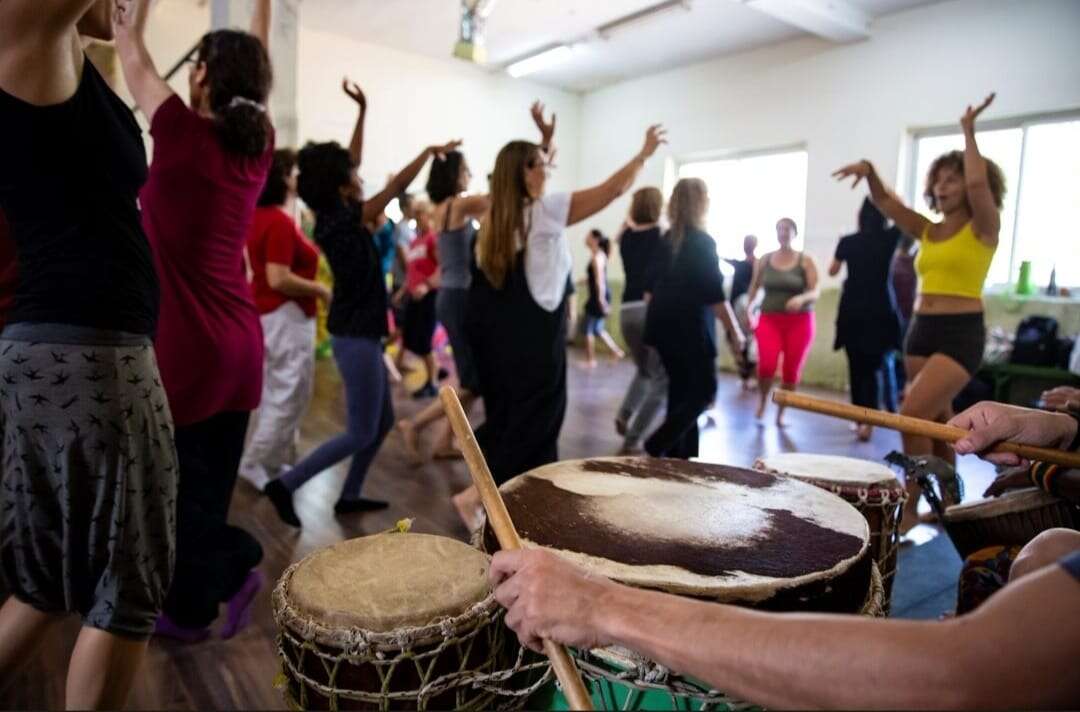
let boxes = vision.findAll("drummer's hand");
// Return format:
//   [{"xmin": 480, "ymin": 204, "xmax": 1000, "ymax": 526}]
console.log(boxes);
[
  {"xmin": 490, "ymin": 549, "xmax": 613, "ymax": 654},
  {"xmin": 950, "ymin": 401, "xmax": 1078, "ymax": 466},
  {"xmin": 984, "ymin": 466, "xmax": 1032, "ymax": 497},
  {"xmin": 1041, "ymin": 386, "xmax": 1080, "ymax": 413}
]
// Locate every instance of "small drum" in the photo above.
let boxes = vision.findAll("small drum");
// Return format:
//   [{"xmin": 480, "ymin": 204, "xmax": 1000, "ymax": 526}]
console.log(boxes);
[
  {"xmin": 482, "ymin": 457, "xmax": 881, "ymax": 710},
  {"xmin": 753, "ymin": 453, "xmax": 906, "ymax": 610},
  {"xmin": 272, "ymin": 532, "xmax": 550, "ymax": 710},
  {"xmin": 943, "ymin": 488, "xmax": 1080, "ymax": 559}
]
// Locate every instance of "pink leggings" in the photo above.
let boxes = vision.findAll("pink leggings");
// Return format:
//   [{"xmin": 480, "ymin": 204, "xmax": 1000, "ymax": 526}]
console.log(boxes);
[{"xmin": 755, "ymin": 312, "xmax": 815, "ymax": 385}]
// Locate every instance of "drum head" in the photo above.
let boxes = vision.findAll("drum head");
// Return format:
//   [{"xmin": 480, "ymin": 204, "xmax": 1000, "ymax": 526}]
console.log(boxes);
[
  {"xmin": 286, "ymin": 533, "xmax": 491, "ymax": 632},
  {"xmin": 945, "ymin": 487, "xmax": 1066, "ymax": 522},
  {"xmin": 499, "ymin": 457, "xmax": 869, "ymax": 605},
  {"xmin": 754, "ymin": 453, "xmax": 898, "ymax": 489}
]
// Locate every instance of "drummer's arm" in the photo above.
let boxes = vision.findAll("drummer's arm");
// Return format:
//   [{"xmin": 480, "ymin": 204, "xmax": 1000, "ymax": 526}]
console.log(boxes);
[{"xmin": 599, "ymin": 563, "xmax": 1080, "ymax": 710}]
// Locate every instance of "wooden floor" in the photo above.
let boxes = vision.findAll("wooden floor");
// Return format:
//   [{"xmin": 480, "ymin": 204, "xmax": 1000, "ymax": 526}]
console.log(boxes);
[{"xmin": 1, "ymin": 353, "xmax": 994, "ymax": 710}]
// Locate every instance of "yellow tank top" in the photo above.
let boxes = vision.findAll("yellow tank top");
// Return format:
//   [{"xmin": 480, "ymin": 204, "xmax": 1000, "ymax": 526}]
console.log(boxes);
[{"xmin": 914, "ymin": 221, "xmax": 995, "ymax": 299}]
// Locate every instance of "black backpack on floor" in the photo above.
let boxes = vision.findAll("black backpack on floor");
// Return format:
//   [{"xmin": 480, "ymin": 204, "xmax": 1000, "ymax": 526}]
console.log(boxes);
[{"xmin": 1011, "ymin": 316, "xmax": 1060, "ymax": 367}]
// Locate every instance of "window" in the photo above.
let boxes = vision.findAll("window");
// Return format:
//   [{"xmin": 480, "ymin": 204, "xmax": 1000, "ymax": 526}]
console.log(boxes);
[
  {"xmin": 677, "ymin": 148, "xmax": 808, "ymax": 258},
  {"xmin": 908, "ymin": 115, "xmax": 1080, "ymax": 288}
]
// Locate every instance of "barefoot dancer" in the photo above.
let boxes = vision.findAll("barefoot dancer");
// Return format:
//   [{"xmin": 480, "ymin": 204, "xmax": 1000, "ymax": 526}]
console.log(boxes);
[
  {"xmin": 833, "ymin": 93, "xmax": 1005, "ymax": 532},
  {"xmin": 583, "ymin": 229, "xmax": 625, "ymax": 368}
]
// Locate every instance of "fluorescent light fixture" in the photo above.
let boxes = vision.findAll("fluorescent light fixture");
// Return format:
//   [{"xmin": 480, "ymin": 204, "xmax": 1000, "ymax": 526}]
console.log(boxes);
[
  {"xmin": 597, "ymin": 0, "xmax": 691, "ymax": 40},
  {"xmin": 506, "ymin": 45, "xmax": 572, "ymax": 78}
]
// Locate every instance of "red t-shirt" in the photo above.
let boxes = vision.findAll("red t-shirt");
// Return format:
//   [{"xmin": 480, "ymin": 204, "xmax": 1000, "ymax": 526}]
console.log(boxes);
[
  {"xmin": 140, "ymin": 96, "xmax": 272, "ymax": 426},
  {"xmin": 247, "ymin": 206, "xmax": 320, "ymax": 318},
  {"xmin": 405, "ymin": 230, "xmax": 439, "ymax": 294},
  {"xmin": 0, "ymin": 210, "xmax": 15, "ymax": 329}
]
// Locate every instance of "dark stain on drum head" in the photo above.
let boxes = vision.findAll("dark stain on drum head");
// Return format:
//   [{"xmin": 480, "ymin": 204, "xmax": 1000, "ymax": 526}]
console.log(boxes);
[
  {"xmin": 581, "ymin": 457, "xmax": 777, "ymax": 488},
  {"xmin": 503, "ymin": 476, "xmax": 864, "ymax": 580}
]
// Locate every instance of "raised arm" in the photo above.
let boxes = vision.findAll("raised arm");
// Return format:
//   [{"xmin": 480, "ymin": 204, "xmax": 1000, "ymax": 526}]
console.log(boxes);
[
  {"xmin": 567, "ymin": 125, "xmax": 666, "ymax": 227},
  {"xmin": 362, "ymin": 140, "xmax": 461, "ymax": 226},
  {"xmin": 530, "ymin": 100, "xmax": 556, "ymax": 155},
  {"xmin": 832, "ymin": 160, "xmax": 931, "ymax": 240},
  {"xmin": 454, "ymin": 194, "xmax": 492, "ymax": 222},
  {"xmin": 113, "ymin": 0, "xmax": 175, "ymax": 122},
  {"xmin": 342, "ymin": 79, "xmax": 366, "ymax": 167},
  {"xmin": 250, "ymin": 0, "xmax": 271, "ymax": 51},
  {"xmin": 960, "ymin": 93, "xmax": 1001, "ymax": 245}
]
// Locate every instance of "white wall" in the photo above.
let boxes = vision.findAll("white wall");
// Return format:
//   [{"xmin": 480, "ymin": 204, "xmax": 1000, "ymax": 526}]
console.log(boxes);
[
  {"xmin": 297, "ymin": 28, "xmax": 583, "ymax": 203},
  {"xmin": 578, "ymin": 0, "xmax": 1080, "ymax": 280}
]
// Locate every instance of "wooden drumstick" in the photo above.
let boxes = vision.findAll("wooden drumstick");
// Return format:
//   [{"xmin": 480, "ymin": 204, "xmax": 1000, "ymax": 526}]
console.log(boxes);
[
  {"xmin": 773, "ymin": 390, "xmax": 1080, "ymax": 469},
  {"xmin": 439, "ymin": 386, "xmax": 594, "ymax": 711}
]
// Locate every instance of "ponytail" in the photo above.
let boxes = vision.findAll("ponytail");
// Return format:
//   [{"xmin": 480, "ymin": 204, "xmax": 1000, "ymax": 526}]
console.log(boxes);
[{"xmin": 197, "ymin": 30, "xmax": 274, "ymax": 158}]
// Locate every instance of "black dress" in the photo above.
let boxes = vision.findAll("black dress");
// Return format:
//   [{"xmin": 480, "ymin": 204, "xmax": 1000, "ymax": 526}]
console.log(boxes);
[
  {"xmin": 644, "ymin": 228, "xmax": 727, "ymax": 459},
  {"xmin": 585, "ymin": 260, "xmax": 609, "ymax": 319},
  {"xmin": 466, "ymin": 252, "xmax": 568, "ymax": 484},
  {"xmin": 834, "ymin": 198, "xmax": 903, "ymax": 410}
]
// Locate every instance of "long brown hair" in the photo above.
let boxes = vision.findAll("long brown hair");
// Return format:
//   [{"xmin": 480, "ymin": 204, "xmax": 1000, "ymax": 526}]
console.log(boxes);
[
  {"xmin": 476, "ymin": 141, "xmax": 540, "ymax": 289},
  {"xmin": 667, "ymin": 178, "xmax": 708, "ymax": 255}
]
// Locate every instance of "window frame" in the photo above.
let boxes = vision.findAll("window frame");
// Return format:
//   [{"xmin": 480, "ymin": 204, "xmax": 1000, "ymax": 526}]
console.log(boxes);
[{"xmin": 906, "ymin": 108, "xmax": 1080, "ymax": 288}]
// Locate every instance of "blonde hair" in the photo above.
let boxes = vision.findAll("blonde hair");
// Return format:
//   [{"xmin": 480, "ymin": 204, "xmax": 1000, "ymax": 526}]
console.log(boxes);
[
  {"xmin": 630, "ymin": 187, "xmax": 663, "ymax": 225},
  {"xmin": 476, "ymin": 141, "xmax": 540, "ymax": 289},
  {"xmin": 667, "ymin": 178, "xmax": 709, "ymax": 255}
]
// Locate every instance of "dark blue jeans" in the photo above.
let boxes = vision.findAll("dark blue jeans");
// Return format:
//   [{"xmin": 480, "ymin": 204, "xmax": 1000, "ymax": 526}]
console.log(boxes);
[{"xmin": 281, "ymin": 335, "xmax": 392, "ymax": 501}]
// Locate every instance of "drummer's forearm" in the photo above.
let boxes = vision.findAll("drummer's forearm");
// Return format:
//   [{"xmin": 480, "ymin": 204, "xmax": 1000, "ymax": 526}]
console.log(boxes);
[{"xmin": 596, "ymin": 585, "xmax": 971, "ymax": 709}]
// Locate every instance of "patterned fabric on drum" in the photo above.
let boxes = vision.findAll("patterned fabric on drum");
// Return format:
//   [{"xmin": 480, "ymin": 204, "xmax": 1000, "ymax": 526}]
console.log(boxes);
[
  {"xmin": 955, "ymin": 545, "xmax": 1021, "ymax": 615},
  {"xmin": 0, "ymin": 328, "xmax": 178, "ymax": 639}
]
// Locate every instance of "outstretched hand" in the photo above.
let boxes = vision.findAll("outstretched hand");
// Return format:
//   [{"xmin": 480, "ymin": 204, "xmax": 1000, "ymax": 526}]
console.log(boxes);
[
  {"xmin": 639, "ymin": 124, "xmax": 668, "ymax": 161},
  {"xmin": 832, "ymin": 161, "xmax": 871, "ymax": 188},
  {"xmin": 531, "ymin": 100, "xmax": 556, "ymax": 147},
  {"xmin": 430, "ymin": 139, "xmax": 463, "ymax": 160},
  {"xmin": 342, "ymin": 78, "xmax": 367, "ymax": 112},
  {"xmin": 112, "ymin": 0, "xmax": 151, "ymax": 40},
  {"xmin": 960, "ymin": 93, "xmax": 995, "ymax": 135}
]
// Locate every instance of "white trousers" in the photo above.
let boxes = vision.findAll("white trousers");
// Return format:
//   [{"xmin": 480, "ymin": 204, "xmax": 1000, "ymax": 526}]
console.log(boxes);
[{"xmin": 239, "ymin": 301, "xmax": 316, "ymax": 489}]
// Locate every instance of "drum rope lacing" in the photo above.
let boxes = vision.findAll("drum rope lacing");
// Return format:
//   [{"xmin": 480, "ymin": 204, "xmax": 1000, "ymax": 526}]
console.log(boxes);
[{"xmin": 272, "ymin": 560, "xmax": 553, "ymax": 711}]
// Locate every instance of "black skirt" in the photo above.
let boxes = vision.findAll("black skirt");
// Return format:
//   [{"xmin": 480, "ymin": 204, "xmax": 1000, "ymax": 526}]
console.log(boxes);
[{"xmin": 466, "ymin": 254, "xmax": 568, "ymax": 485}]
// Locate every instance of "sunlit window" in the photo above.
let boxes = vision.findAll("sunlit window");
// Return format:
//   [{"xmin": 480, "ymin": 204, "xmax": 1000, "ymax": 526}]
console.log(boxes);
[
  {"xmin": 677, "ymin": 149, "xmax": 808, "ymax": 258},
  {"xmin": 908, "ymin": 116, "xmax": 1080, "ymax": 288}
]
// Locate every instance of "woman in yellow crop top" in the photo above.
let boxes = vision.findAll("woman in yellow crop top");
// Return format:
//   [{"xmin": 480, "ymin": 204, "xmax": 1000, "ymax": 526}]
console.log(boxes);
[{"xmin": 834, "ymin": 94, "xmax": 1007, "ymax": 533}]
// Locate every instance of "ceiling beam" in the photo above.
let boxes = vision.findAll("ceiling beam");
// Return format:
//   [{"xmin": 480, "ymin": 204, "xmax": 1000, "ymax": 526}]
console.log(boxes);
[{"xmin": 742, "ymin": 0, "xmax": 871, "ymax": 42}]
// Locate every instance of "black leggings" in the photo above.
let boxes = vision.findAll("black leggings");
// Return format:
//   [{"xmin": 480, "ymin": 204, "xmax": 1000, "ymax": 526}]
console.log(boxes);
[
  {"xmin": 645, "ymin": 344, "xmax": 716, "ymax": 460},
  {"xmin": 165, "ymin": 411, "xmax": 263, "ymax": 628},
  {"xmin": 845, "ymin": 346, "xmax": 889, "ymax": 411}
]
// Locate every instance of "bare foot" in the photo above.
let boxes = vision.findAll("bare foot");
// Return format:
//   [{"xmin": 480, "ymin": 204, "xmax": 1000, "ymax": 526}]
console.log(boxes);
[
  {"xmin": 775, "ymin": 406, "xmax": 787, "ymax": 427},
  {"xmin": 583, "ymin": 359, "xmax": 598, "ymax": 369},
  {"xmin": 452, "ymin": 488, "xmax": 483, "ymax": 532},
  {"xmin": 856, "ymin": 423, "xmax": 873, "ymax": 442},
  {"xmin": 755, "ymin": 400, "xmax": 767, "ymax": 420},
  {"xmin": 397, "ymin": 420, "xmax": 423, "ymax": 466},
  {"xmin": 612, "ymin": 349, "xmax": 626, "ymax": 360}
]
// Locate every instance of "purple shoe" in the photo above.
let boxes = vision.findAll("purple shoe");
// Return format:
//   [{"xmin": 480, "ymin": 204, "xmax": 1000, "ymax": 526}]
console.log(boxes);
[
  {"xmin": 154, "ymin": 612, "xmax": 211, "ymax": 644},
  {"xmin": 220, "ymin": 569, "xmax": 265, "ymax": 640}
]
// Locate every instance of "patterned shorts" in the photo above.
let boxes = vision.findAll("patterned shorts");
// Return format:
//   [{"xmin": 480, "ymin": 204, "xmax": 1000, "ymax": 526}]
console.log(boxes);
[{"xmin": 0, "ymin": 324, "xmax": 178, "ymax": 639}]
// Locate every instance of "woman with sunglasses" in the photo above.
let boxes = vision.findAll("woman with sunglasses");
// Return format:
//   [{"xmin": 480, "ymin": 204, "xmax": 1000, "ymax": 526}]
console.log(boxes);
[{"xmin": 453, "ymin": 124, "xmax": 667, "ymax": 528}]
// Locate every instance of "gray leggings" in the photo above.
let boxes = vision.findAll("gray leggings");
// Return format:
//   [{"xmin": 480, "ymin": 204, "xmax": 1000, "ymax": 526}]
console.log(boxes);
[{"xmin": 616, "ymin": 302, "xmax": 667, "ymax": 447}]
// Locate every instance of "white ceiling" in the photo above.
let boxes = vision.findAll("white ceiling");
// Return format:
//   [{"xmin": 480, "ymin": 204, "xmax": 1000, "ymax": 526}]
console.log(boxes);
[{"xmin": 301, "ymin": 0, "xmax": 942, "ymax": 92}]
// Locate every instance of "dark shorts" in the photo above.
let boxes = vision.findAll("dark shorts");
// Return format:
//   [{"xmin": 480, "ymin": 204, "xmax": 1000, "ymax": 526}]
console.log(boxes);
[
  {"xmin": 0, "ymin": 323, "xmax": 178, "ymax": 640},
  {"xmin": 403, "ymin": 291, "xmax": 437, "ymax": 357},
  {"xmin": 584, "ymin": 315, "xmax": 606, "ymax": 337},
  {"xmin": 904, "ymin": 312, "xmax": 986, "ymax": 375}
]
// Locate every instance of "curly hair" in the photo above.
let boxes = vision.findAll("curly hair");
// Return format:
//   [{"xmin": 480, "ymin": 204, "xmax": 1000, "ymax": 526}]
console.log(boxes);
[
  {"xmin": 258, "ymin": 149, "xmax": 297, "ymax": 207},
  {"xmin": 297, "ymin": 141, "xmax": 352, "ymax": 213},
  {"xmin": 426, "ymin": 151, "xmax": 465, "ymax": 204},
  {"xmin": 924, "ymin": 150, "xmax": 1006, "ymax": 212},
  {"xmin": 197, "ymin": 29, "xmax": 273, "ymax": 158}
]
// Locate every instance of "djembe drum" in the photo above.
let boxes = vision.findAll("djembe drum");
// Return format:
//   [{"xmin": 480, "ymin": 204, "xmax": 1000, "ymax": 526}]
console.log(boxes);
[
  {"xmin": 481, "ymin": 457, "xmax": 882, "ymax": 710},
  {"xmin": 943, "ymin": 488, "xmax": 1080, "ymax": 559},
  {"xmin": 753, "ymin": 453, "xmax": 906, "ymax": 611},
  {"xmin": 272, "ymin": 532, "xmax": 550, "ymax": 710}
]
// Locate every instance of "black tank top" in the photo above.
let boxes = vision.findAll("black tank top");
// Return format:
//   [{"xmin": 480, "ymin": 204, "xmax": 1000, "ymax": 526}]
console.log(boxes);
[{"xmin": 0, "ymin": 58, "xmax": 158, "ymax": 335}]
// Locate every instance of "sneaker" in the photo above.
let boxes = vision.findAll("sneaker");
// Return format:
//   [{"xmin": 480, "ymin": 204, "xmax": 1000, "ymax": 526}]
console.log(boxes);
[
  {"xmin": 220, "ymin": 569, "xmax": 265, "ymax": 640},
  {"xmin": 154, "ymin": 613, "xmax": 211, "ymax": 644},
  {"xmin": 334, "ymin": 497, "xmax": 390, "ymax": 514},
  {"xmin": 264, "ymin": 479, "xmax": 302, "ymax": 528}
]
